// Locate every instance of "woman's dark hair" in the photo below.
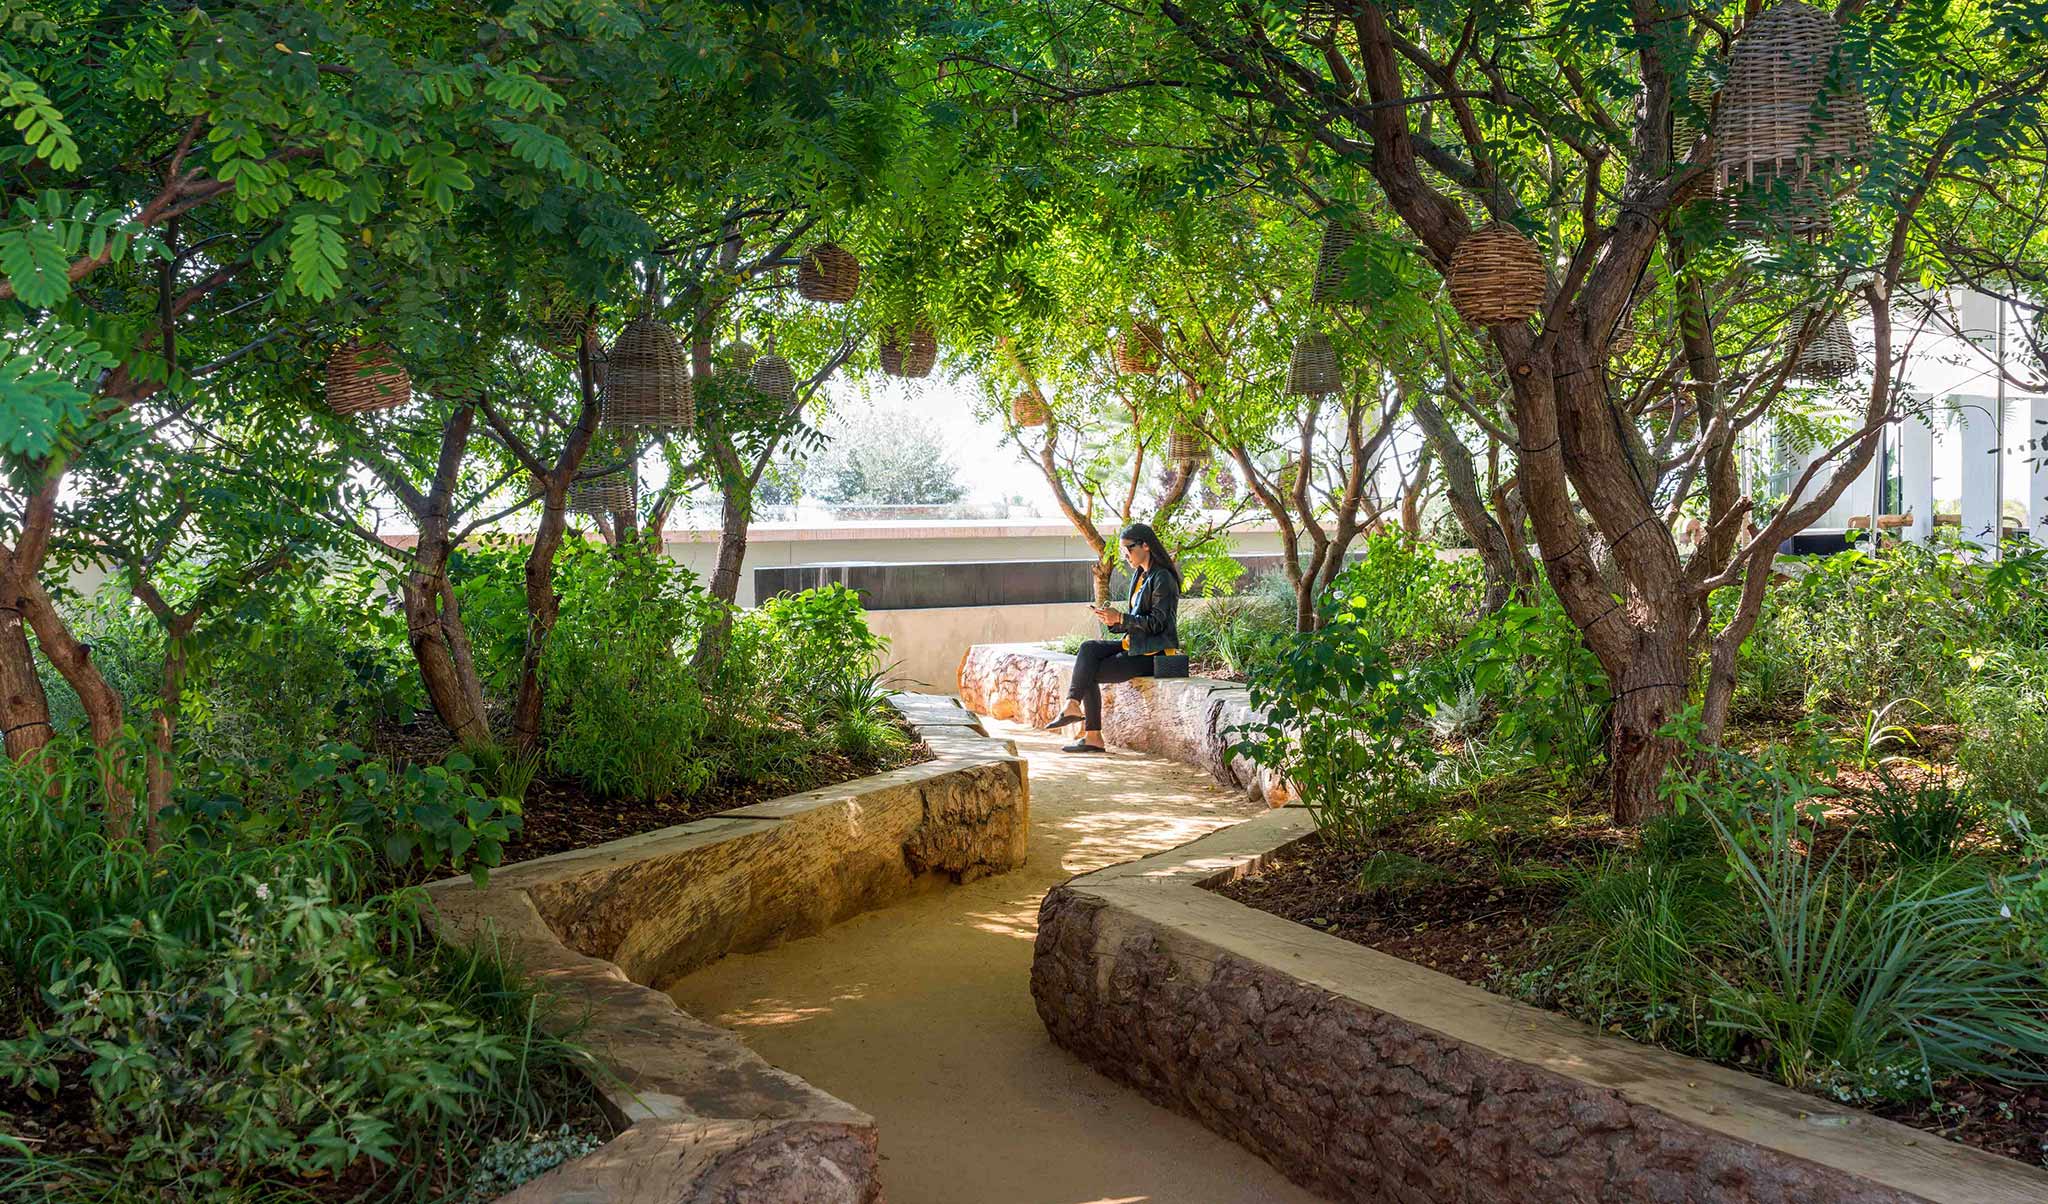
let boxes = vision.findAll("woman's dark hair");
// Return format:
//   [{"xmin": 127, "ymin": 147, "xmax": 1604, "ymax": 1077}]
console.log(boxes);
[{"xmin": 1120, "ymin": 522, "xmax": 1180, "ymax": 584}]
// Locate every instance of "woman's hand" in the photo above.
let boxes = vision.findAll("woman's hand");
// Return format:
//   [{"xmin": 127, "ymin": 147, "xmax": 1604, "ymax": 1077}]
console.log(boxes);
[{"xmin": 1090, "ymin": 605, "xmax": 1121, "ymax": 625}]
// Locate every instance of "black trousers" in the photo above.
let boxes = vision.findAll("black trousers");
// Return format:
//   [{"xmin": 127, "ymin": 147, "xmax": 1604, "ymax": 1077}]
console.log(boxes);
[{"xmin": 1068, "ymin": 639, "xmax": 1155, "ymax": 731}]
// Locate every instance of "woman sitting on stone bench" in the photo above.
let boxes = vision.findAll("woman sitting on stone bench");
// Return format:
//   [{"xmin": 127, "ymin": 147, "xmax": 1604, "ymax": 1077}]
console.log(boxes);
[{"xmin": 1045, "ymin": 523, "xmax": 1181, "ymax": 754}]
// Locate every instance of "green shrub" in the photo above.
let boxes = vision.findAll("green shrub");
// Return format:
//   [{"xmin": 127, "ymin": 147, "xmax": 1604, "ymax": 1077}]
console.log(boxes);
[
  {"xmin": 755, "ymin": 583, "xmax": 890, "ymax": 718},
  {"xmin": 1954, "ymin": 686, "xmax": 2048, "ymax": 839},
  {"xmin": 1318, "ymin": 533, "xmax": 1485, "ymax": 663},
  {"xmin": 1236, "ymin": 593, "xmax": 1439, "ymax": 846},
  {"xmin": 0, "ymin": 751, "xmax": 600, "ymax": 1198},
  {"xmin": 1179, "ymin": 573, "xmax": 1293, "ymax": 675},
  {"xmin": 540, "ymin": 546, "xmax": 713, "ymax": 801}
]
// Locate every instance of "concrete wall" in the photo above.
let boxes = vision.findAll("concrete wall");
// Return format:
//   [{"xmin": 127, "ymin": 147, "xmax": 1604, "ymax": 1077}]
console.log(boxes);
[
  {"xmin": 660, "ymin": 519, "xmax": 1288, "ymax": 606},
  {"xmin": 869, "ymin": 603, "xmax": 1089, "ymax": 693}
]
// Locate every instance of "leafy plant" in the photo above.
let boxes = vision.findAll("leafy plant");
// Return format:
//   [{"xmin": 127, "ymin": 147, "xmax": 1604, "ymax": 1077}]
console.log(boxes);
[
  {"xmin": 1850, "ymin": 770, "xmax": 1983, "ymax": 865},
  {"xmin": 540, "ymin": 547, "xmax": 713, "ymax": 802}
]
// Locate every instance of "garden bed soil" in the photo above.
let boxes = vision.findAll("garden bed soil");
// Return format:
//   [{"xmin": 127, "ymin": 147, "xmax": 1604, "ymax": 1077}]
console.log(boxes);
[
  {"xmin": 1215, "ymin": 821, "xmax": 2048, "ymax": 1168},
  {"xmin": 375, "ymin": 715, "xmax": 934, "ymax": 863}
]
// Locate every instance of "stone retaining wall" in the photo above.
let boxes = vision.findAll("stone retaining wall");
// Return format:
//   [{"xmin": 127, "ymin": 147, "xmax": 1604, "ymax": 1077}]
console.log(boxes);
[
  {"xmin": 1033, "ymin": 808, "xmax": 2048, "ymax": 1204},
  {"xmin": 958, "ymin": 642, "xmax": 1289, "ymax": 804},
  {"xmin": 426, "ymin": 693, "xmax": 1027, "ymax": 1204}
]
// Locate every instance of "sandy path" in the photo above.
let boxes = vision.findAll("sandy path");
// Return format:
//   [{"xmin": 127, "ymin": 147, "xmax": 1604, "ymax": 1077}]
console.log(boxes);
[{"xmin": 665, "ymin": 718, "xmax": 1321, "ymax": 1204}]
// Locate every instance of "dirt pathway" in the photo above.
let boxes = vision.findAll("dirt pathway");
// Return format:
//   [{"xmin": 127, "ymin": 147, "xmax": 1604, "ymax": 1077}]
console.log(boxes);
[{"xmin": 666, "ymin": 718, "xmax": 1321, "ymax": 1204}]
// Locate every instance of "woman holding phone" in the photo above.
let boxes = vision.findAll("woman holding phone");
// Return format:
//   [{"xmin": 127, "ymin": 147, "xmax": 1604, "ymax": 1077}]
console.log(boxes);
[{"xmin": 1044, "ymin": 522, "xmax": 1181, "ymax": 753}]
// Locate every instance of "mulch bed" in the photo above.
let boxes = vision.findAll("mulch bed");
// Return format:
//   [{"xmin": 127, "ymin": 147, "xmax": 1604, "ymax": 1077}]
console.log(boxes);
[
  {"xmin": 375, "ymin": 713, "xmax": 933, "ymax": 864},
  {"xmin": 1212, "ymin": 807, "xmax": 2048, "ymax": 1167}
]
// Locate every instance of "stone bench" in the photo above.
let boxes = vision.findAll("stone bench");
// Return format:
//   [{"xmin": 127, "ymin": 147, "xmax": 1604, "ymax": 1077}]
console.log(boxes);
[{"xmin": 957, "ymin": 642, "xmax": 1290, "ymax": 805}]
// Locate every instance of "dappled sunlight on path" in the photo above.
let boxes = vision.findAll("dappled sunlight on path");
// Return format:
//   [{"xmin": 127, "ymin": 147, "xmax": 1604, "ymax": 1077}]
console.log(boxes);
[{"xmin": 666, "ymin": 719, "xmax": 1319, "ymax": 1204}]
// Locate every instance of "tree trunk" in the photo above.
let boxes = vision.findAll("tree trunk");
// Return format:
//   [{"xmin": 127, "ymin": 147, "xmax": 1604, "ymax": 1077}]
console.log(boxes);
[
  {"xmin": 18, "ymin": 576, "xmax": 131, "ymax": 833},
  {"xmin": 403, "ymin": 569, "xmax": 490, "ymax": 748},
  {"xmin": 1607, "ymin": 623, "xmax": 1689, "ymax": 824},
  {"xmin": 0, "ymin": 601, "xmax": 52, "ymax": 761},
  {"xmin": 513, "ymin": 493, "xmax": 570, "ymax": 752},
  {"xmin": 708, "ymin": 486, "xmax": 749, "ymax": 605},
  {"xmin": 1091, "ymin": 560, "xmax": 1113, "ymax": 609},
  {"xmin": 1399, "ymin": 447, "xmax": 1433, "ymax": 536},
  {"xmin": 1412, "ymin": 395, "xmax": 1516, "ymax": 612}
]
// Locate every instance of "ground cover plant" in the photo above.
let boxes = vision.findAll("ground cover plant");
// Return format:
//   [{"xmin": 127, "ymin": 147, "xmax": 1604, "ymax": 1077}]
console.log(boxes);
[{"xmin": 1226, "ymin": 535, "xmax": 2048, "ymax": 1164}]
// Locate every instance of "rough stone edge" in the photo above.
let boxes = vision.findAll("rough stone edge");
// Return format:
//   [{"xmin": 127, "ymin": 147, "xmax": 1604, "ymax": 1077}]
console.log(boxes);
[
  {"xmin": 958, "ymin": 642, "xmax": 1289, "ymax": 804},
  {"xmin": 1033, "ymin": 807, "xmax": 2048, "ymax": 1204},
  {"xmin": 424, "ymin": 693, "xmax": 1023, "ymax": 1204}
]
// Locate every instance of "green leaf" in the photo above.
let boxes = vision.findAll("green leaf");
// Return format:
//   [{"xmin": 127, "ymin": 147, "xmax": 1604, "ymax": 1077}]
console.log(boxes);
[
  {"xmin": 0, "ymin": 222, "xmax": 72, "ymax": 306},
  {"xmin": 286, "ymin": 210, "xmax": 345, "ymax": 299}
]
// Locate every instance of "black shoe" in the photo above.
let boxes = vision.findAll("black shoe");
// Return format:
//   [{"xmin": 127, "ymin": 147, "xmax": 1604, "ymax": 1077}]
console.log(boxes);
[
  {"xmin": 1044, "ymin": 712, "xmax": 1084, "ymax": 730},
  {"xmin": 1062, "ymin": 740, "xmax": 1107, "ymax": 753}
]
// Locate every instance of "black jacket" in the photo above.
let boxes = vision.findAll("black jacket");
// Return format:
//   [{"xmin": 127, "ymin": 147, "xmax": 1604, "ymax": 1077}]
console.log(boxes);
[{"xmin": 1109, "ymin": 568, "xmax": 1181, "ymax": 655}]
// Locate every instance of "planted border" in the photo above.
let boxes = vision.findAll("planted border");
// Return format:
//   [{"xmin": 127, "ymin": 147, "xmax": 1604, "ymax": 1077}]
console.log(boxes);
[
  {"xmin": 425, "ymin": 693, "xmax": 1027, "ymax": 1203},
  {"xmin": 1031, "ymin": 796, "xmax": 2048, "ymax": 1204}
]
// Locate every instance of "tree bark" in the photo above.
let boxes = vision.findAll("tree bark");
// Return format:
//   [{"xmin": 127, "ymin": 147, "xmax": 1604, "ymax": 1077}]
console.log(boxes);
[
  {"xmin": 146, "ymin": 639, "xmax": 187, "ymax": 849},
  {"xmin": 1412, "ymin": 394, "xmax": 1516, "ymax": 612},
  {"xmin": 404, "ymin": 405, "xmax": 492, "ymax": 748},
  {"xmin": 17, "ymin": 574, "xmax": 131, "ymax": 833},
  {"xmin": 0, "ymin": 601, "xmax": 52, "ymax": 761}
]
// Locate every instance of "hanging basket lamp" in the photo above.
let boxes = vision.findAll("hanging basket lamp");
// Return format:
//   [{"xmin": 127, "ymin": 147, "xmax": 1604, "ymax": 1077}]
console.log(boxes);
[
  {"xmin": 1446, "ymin": 221, "xmax": 1547, "ymax": 326},
  {"xmin": 603, "ymin": 316, "xmax": 693, "ymax": 429},
  {"xmin": 1787, "ymin": 305, "xmax": 1857, "ymax": 382},
  {"xmin": 797, "ymin": 242, "xmax": 862, "ymax": 304},
  {"xmin": 325, "ymin": 341, "xmax": 412, "ymax": 416},
  {"xmin": 749, "ymin": 349, "xmax": 796, "ymax": 402},
  {"xmin": 1311, "ymin": 217, "xmax": 1358, "ymax": 306},
  {"xmin": 568, "ymin": 465, "xmax": 637, "ymax": 516},
  {"xmin": 1116, "ymin": 321, "xmax": 1164, "ymax": 375},
  {"xmin": 1011, "ymin": 388, "xmax": 1049, "ymax": 428},
  {"xmin": 878, "ymin": 323, "xmax": 938, "ymax": 378},
  {"xmin": 1168, "ymin": 424, "xmax": 1210, "ymax": 465},
  {"xmin": 1286, "ymin": 331, "xmax": 1342, "ymax": 396},
  {"xmin": 1712, "ymin": 2, "xmax": 1872, "ymax": 234}
]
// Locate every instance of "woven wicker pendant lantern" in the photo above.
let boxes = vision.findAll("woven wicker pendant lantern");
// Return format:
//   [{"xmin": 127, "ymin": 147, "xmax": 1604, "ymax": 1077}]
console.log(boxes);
[
  {"xmin": 797, "ymin": 242, "xmax": 861, "ymax": 304},
  {"xmin": 1311, "ymin": 218, "xmax": 1358, "ymax": 305},
  {"xmin": 1446, "ymin": 222, "xmax": 1547, "ymax": 326},
  {"xmin": 1116, "ymin": 321, "xmax": 1164, "ymax": 375},
  {"xmin": 1167, "ymin": 424, "xmax": 1209, "ymax": 464},
  {"xmin": 1713, "ymin": 2, "xmax": 1872, "ymax": 233},
  {"xmin": 1011, "ymin": 388, "xmax": 1049, "ymax": 428},
  {"xmin": 325, "ymin": 341, "xmax": 412, "ymax": 416},
  {"xmin": 749, "ymin": 349, "xmax": 796, "ymax": 402},
  {"xmin": 1286, "ymin": 332, "xmax": 1342, "ymax": 396},
  {"xmin": 878, "ymin": 324, "xmax": 938, "ymax": 378},
  {"xmin": 603, "ymin": 316, "xmax": 693, "ymax": 429},
  {"xmin": 722, "ymin": 340, "xmax": 757, "ymax": 375},
  {"xmin": 1787, "ymin": 306, "xmax": 1857, "ymax": 382},
  {"xmin": 568, "ymin": 465, "xmax": 637, "ymax": 516}
]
